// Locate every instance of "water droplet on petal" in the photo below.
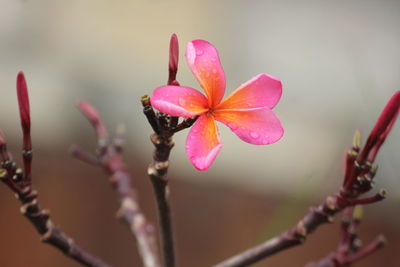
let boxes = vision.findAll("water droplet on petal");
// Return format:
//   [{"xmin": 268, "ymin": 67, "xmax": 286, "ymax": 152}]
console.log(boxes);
[
  {"xmin": 178, "ymin": 97, "xmax": 187, "ymax": 106},
  {"xmin": 196, "ymin": 49, "xmax": 204, "ymax": 56},
  {"xmin": 212, "ymin": 68, "xmax": 217, "ymax": 74},
  {"xmin": 262, "ymin": 139, "xmax": 269, "ymax": 145},
  {"xmin": 250, "ymin": 131, "xmax": 259, "ymax": 139}
]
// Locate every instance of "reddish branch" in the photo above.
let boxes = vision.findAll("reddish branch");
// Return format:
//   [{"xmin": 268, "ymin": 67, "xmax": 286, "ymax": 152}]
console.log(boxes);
[
  {"xmin": 305, "ymin": 206, "xmax": 386, "ymax": 267},
  {"xmin": 72, "ymin": 101, "xmax": 160, "ymax": 267},
  {"xmin": 214, "ymin": 91, "xmax": 400, "ymax": 267},
  {"xmin": 0, "ymin": 72, "xmax": 110, "ymax": 267}
]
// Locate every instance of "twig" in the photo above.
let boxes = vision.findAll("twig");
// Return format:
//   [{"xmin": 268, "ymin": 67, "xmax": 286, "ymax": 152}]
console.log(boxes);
[
  {"xmin": 0, "ymin": 72, "xmax": 110, "ymax": 267},
  {"xmin": 214, "ymin": 91, "xmax": 399, "ymax": 267},
  {"xmin": 72, "ymin": 101, "xmax": 160, "ymax": 267},
  {"xmin": 305, "ymin": 206, "xmax": 386, "ymax": 267},
  {"xmin": 147, "ymin": 132, "xmax": 175, "ymax": 267}
]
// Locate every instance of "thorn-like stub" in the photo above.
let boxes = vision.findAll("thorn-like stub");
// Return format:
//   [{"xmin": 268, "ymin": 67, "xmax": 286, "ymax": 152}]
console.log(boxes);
[
  {"xmin": 354, "ymin": 160, "xmax": 362, "ymax": 170},
  {"xmin": 141, "ymin": 95, "xmax": 150, "ymax": 106},
  {"xmin": 15, "ymin": 168, "xmax": 23, "ymax": 175},
  {"xmin": 377, "ymin": 235, "xmax": 388, "ymax": 246},
  {"xmin": 327, "ymin": 216, "xmax": 334, "ymax": 223},
  {"xmin": 348, "ymin": 149, "xmax": 358, "ymax": 158},
  {"xmin": 2, "ymin": 160, "xmax": 11, "ymax": 169},
  {"xmin": 0, "ymin": 168, "xmax": 7, "ymax": 178},
  {"xmin": 353, "ymin": 238, "xmax": 363, "ymax": 249},
  {"xmin": 371, "ymin": 165, "xmax": 379, "ymax": 175},
  {"xmin": 353, "ymin": 205, "xmax": 363, "ymax": 220},
  {"xmin": 20, "ymin": 205, "xmax": 28, "ymax": 214},
  {"xmin": 378, "ymin": 189, "xmax": 387, "ymax": 198},
  {"xmin": 147, "ymin": 165, "xmax": 158, "ymax": 177},
  {"xmin": 325, "ymin": 196, "xmax": 337, "ymax": 211},
  {"xmin": 22, "ymin": 150, "xmax": 33, "ymax": 160},
  {"xmin": 155, "ymin": 161, "xmax": 169, "ymax": 171},
  {"xmin": 352, "ymin": 130, "xmax": 362, "ymax": 149},
  {"xmin": 41, "ymin": 228, "xmax": 53, "ymax": 243},
  {"xmin": 296, "ymin": 221, "xmax": 307, "ymax": 237},
  {"xmin": 150, "ymin": 134, "xmax": 161, "ymax": 145},
  {"xmin": 364, "ymin": 175, "xmax": 372, "ymax": 182}
]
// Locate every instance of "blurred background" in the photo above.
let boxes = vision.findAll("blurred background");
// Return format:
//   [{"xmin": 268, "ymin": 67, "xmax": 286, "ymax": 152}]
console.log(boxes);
[{"xmin": 0, "ymin": 0, "xmax": 399, "ymax": 266}]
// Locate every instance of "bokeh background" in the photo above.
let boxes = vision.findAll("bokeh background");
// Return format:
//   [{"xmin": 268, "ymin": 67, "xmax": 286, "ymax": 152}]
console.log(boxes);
[{"xmin": 0, "ymin": 0, "xmax": 399, "ymax": 266}]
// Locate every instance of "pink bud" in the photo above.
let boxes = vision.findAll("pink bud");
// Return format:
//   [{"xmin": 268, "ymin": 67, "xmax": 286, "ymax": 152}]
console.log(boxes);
[
  {"xmin": 0, "ymin": 130, "xmax": 6, "ymax": 146},
  {"xmin": 16, "ymin": 72, "xmax": 31, "ymax": 135},
  {"xmin": 76, "ymin": 101, "xmax": 107, "ymax": 139},
  {"xmin": 17, "ymin": 72, "xmax": 32, "ymax": 151},
  {"xmin": 168, "ymin": 33, "xmax": 179, "ymax": 85},
  {"xmin": 358, "ymin": 91, "xmax": 400, "ymax": 163}
]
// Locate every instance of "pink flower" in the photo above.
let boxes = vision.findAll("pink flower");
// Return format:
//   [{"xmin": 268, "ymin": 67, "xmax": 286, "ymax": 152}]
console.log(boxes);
[{"xmin": 151, "ymin": 40, "xmax": 284, "ymax": 170}]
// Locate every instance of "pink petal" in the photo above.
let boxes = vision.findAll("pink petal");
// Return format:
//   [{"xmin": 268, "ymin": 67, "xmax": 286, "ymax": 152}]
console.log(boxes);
[
  {"xmin": 213, "ymin": 108, "xmax": 284, "ymax": 145},
  {"xmin": 186, "ymin": 114, "xmax": 223, "ymax": 171},
  {"xmin": 216, "ymin": 73, "xmax": 282, "ymax": 110},
  {"xmin": 151, "ymin": 86, "xmax": 208, "ymax": 118},
  {"xmin": 186, "ymin": 40, "xmax": 226, "ymax": 107}
]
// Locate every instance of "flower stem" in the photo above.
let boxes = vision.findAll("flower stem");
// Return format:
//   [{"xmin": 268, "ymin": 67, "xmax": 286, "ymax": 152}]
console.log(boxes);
[{"xmin": 148, "ymin": 133, "xmax": 176, "ymax": 267}]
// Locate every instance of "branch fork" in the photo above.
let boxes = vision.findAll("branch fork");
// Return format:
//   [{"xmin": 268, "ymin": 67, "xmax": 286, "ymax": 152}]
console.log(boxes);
[
  {"xmin": 72, "ymin": 101, "xmax": 160, "ymax": 267},
  {"xmin": 0, "ymin": 72, "xmax": 110, "ymax": 267}
]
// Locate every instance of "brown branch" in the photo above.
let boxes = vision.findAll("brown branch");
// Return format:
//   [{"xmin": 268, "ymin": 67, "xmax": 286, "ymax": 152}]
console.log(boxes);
[
  {"xmin": 147, "ymin": 132, "xmax": 175, "ymax": 267},
  {"xmin": 17, "ymin": 187, "xmax": 111, "ymax": 267},
  {"xmin": 214, "ymin": 91, "xmax": 399, "ymax": 267},
  {"xmin": 305, "ymin": 206, "xmax": 386, "ymax": 267},
  {"xmin": 0, "ymin": 74, "xmax": 110, "ymax": 267},
  {"xmin": 142, "ymin": 94, "xmax": 197, "ymax": 267},
  {"xmin": 73, "ymin": 101, "xmax": 160, "ymax": 267}
]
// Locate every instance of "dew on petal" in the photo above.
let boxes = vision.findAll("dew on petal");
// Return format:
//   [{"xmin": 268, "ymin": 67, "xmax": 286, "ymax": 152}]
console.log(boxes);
[
  {"xmin": 250, "ymin": 131, "xmax": 260, "ymax": 139},
  {"xmin": 262, "ymin": 139, "xmax": 269, "ymax": 145},
  {"xmin": 196, "ymin": 49, "xmax": 204, "ymax": 56},
  {"xmin": 212, "ymin": 68, "xmax": 217, "ymax": 74},
  {"xmin": 178, "ymin": 97, "xmax": 187, "ymax": 106}
]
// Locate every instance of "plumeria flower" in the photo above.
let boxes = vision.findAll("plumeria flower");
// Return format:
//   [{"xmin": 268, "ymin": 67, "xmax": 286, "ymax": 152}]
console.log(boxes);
[{"xmin": 151, "ymin": 40, "xmax": 283, "ymax": 170}]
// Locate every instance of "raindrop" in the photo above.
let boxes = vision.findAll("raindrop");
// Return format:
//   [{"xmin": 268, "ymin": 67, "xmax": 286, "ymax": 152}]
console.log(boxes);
[
  {"xmin": 262, "ymin": 139, "xmax": 269, "ymax": 145},
  {"xmin": 212, "ymin": 68, "xmax": 217, "ymax": 74},
  {"xmin": 178, "ymin": 98, "xmax": 187, "ymax": 106},
  {"xmin": 250, "ymin": 131, "xmax": 259, "ymax": 139},
  {"xmin": 196, "ymin": 49, "xmax": 204, "ymax": 56}
]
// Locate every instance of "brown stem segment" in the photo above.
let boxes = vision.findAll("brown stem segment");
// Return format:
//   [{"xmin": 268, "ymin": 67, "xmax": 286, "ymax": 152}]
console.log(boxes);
[
  {"xmin": 214, "ymin": 196, "xmax": 338, "ymax": 267},
  {"xmin": 306, "ymin": 206, "xmax": 386, "ymax": 267},
  {"xmin": 18, "ymin": 187, "xmax": 111, "ymax": 267},
  {"xmin": 0, "ymin": 141, "xmax": 110, "ymax": 267},
  {"xmin": 147, "ymin": 133, "xmax": 175, "ymax": 267},
  {"xmin": 74, "ymin": 101, "xmax": 160, "ymax": 267}
]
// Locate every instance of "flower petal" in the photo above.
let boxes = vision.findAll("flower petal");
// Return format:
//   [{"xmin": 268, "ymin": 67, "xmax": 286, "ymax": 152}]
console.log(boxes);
[
  {"xmin": 186, "ymin": 40, "xmax": 226, "ymax": 107},
  {"xmin": 186, "ymin": 114, "xmax": 223, "ymax": 170},
  {"xmin": 151, "ymin": 86, "xmax": 208, "ymax": 118},
  {"xmin": 214, "ymin": 108, "xmax": 283, "ymax": 145},
  {"xmin": 216, "ymin": 73, "xmax": 282, "ymax": 110}
]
